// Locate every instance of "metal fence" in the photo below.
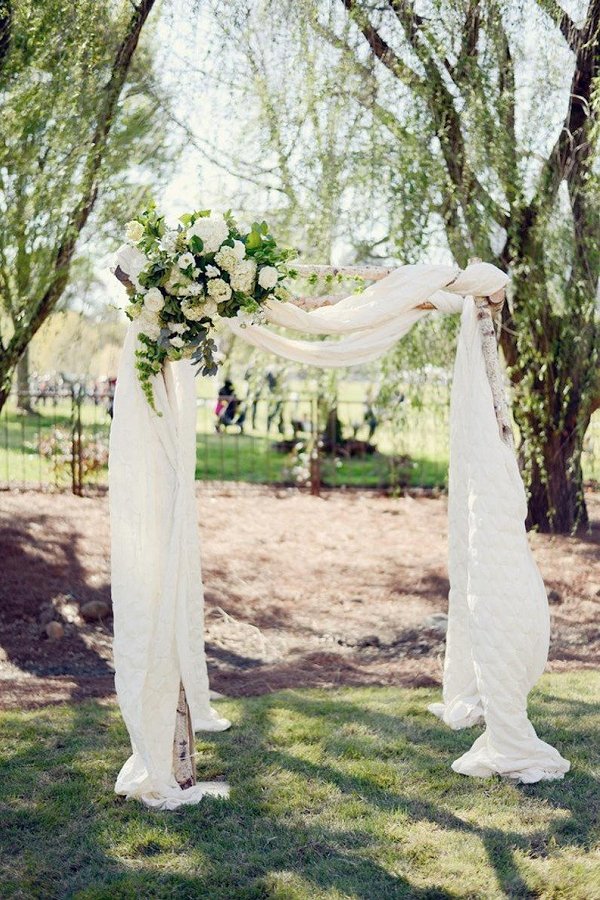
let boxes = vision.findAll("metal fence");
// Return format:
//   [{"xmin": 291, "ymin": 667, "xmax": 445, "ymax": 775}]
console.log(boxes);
[{"xmin": 2, "ymin": 387, "xmax": 599, "ymax": 494}]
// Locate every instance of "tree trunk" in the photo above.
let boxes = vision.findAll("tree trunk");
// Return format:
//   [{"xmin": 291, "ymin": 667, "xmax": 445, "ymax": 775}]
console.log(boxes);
[
  {"xmin": 0, "ymin": 0, "xmax": 157, "ymax": 415},
  {"xmin": 523, "ymin": 417, "xmax": 589, "ymax": 533},
  {"xmin": 16, "ymin": 347, "xmax": 32, "ymax": 413}
]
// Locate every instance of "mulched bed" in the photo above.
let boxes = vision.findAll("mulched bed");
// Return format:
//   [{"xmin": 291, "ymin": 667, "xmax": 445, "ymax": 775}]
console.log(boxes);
[{"xmin": 1, "ymin": 485, "xmax": 598, "ymax": 708}]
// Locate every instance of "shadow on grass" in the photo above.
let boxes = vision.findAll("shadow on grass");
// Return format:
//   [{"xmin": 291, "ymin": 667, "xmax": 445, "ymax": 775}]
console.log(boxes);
[{"xmin": 0, "ymin": 680, "xmax": 598, "ymax": 899}]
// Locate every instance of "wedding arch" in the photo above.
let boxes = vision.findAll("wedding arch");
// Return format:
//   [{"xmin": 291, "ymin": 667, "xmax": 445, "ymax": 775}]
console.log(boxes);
[{"xmin": 110, "ymin": 250, "xmax": 570, "ymax": 809}]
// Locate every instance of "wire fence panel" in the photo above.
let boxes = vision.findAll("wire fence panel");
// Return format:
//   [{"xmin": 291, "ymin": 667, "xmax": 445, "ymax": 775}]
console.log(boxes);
[{"xmin": 1, "ymin": 387, "xmax": 599, "ymax": 495}]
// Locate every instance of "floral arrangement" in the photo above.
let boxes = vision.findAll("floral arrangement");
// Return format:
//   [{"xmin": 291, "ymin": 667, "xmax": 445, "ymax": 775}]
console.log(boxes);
[{"xmin": 120, "ymin": 205, "xmax": 296, "ymax": 410}]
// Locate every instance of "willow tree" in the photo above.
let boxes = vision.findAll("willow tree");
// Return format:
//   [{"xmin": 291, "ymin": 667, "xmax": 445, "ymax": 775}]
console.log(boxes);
[
  {"xmin": 214, "ymin": 0, "xmax": 599, "ymax": 533},
  {"xmin": 0, "ymin": 0, "xmax": 158, "ymax": 409},
  {"xmin": 333, "ymin": 0, "xmax": 600, "ymax": 536}
]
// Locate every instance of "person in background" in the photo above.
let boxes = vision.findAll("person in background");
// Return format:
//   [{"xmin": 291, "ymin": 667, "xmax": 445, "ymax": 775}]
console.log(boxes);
[
  {"xmin": 215, "ymin": 378, "xmax": 245, "ymax": 432},
  {"xmin": 265, "ymin": 366, "xmax": 287, "ymax": 435}
]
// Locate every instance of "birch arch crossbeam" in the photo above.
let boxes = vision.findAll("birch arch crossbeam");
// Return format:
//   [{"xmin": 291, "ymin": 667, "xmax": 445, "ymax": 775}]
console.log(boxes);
[{"xmin": 110, "ymin": 257, "xmax": 570, "ymax": 810}]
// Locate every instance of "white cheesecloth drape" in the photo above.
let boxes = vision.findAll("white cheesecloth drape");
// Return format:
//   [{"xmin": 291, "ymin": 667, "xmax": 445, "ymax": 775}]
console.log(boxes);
[
  {"xmin": 226, "ymin": 261, "xmax": 569, "ymax": 782},
  {"xmin": 111, "ymin": 252, "xmax": 568, "ymax": 808},
  {"xmin": 110, "ymin": 247, "xmax": 230, "ymax": 810}
]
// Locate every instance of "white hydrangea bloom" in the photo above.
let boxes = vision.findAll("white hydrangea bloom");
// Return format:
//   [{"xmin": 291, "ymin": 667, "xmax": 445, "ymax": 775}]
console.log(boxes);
[
  {"xmin": 214, "ymin": 246, "xmax": 239, "ymax": 274},
  {"xmin": 188, "ymin": 214, "xmax": 229, "ymax": 254},
  {"xmin": 204, "ymin": 299, "xmax": 219, "ymax": 318},
  {"xmin": 207, "ymin": 278, "xmax": 232, "ymax": 302},
  {"xmin": 170, "ymin": 336, "xmax": 186, "ymax": 348},
  {"xmin": 181, "ymin": 301, "xmax": 205, "ymax": 322},
  {"xmin": 230, "ymin": 259, "xmax": 257, "ymax": 294},
  {"xmin": 235, "ymin": 308, "xmax": 254, "ymax": 327},
  {"xmin": 159, "ymin": 230, "xmax": 179, "ymax": 254},
  {"xmin": 258, "ymin": 266, "xmax": 279, "ymax": 290},
  {"xmin": 138, "ymin": 309, "xmax": 161, "ymax": 340},
  {"xmin": 144, "ymin": 287, "xmax": 165, "ymax": 312},
  {"xmin": 170, "ymin": 322, "xmax": 188, "ymax": 335}
]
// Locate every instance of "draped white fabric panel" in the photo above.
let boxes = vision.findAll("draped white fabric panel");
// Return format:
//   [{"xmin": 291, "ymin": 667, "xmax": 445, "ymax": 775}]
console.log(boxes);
[
  {"xmin": 224, "ymin": 261, "xmax": 569, "ymax": 781},
  {"xmin": 110, "ymin": 265, "xmax": 230, "ymax": 808},
  {"xmin": 227, "ymin": 263, "xmax": 503, "ymax": 365},
  {"xmin": 110, "ymin": 255, "xmax": 568, "ymax": 808},
  {"xmin": 428, "ymin": 300, "xmax": 569, "ymax": 780}
]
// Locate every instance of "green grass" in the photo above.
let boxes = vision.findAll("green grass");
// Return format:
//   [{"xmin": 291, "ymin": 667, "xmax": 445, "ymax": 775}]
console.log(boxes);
[
  {"xmin": 2, "ymin": 391, "xmax": 600, "ymax": 490},
  {"xmin": 1, "ymin": 673, "xmax": 598, "ymax": 899}
]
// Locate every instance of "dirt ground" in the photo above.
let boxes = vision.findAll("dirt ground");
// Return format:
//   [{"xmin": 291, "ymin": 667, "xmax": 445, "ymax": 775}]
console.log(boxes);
[{"xmin": 1, "ymin": 485, "xmax": 599, "ymax": 709}]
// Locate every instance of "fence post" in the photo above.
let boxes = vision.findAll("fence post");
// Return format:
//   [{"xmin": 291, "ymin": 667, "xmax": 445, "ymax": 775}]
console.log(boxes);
[
  {"xmin": 310, "ymin": 395, "xmax": 321, "ymax": 497},
  {"xmin": 71, "ymin": 387, "xmax": 83, "ymax": 496}
]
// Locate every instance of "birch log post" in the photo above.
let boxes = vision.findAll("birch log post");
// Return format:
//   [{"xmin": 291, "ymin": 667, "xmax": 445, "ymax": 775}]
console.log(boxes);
[
  {"xmin": 466, "ymin": 257, "xmax": 513, "ymax": 449},
  {"xmin": 173, "ymin": 680, "xmax": 197, "ymax": 789},
  {"xmin": 473, "ymin": 294, "xmax": 514, "ymax": 449}
]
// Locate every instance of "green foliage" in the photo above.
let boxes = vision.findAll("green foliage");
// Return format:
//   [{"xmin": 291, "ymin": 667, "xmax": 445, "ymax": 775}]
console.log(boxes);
[
  {"xmin": 0, "ymin": 0, "xmax": 169, "ymax": 403},
  {"xmin": 205, "ymin": 0, "xmax": 600, "ymax": 531},
  {"xmin": 0, "ymin": 674, "xmax": 598, "ymax": 898}
]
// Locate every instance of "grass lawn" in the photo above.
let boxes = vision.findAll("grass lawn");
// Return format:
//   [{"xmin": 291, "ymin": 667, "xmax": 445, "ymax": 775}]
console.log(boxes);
[{"xmin": 1, "ymin": 673, "xmax": 598, "ymax": 899}]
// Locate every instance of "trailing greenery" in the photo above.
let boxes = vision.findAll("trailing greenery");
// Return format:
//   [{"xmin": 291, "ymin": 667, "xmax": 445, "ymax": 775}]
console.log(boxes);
[{"xmin": 0, "ymin": 674, "xmax": 597, "ymax": 898}]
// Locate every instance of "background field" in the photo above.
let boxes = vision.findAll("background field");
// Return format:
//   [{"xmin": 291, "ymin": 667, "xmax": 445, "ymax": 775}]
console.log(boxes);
[{"xmin": 2, "ymin": 382, "xmax": 600, "ymax": 492}]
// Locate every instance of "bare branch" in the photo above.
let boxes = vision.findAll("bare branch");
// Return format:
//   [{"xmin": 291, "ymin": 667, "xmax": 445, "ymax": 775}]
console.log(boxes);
[
  {"xmin": 529, "ymin": 0, "xmax": 600, "ymax": 225},
  {"xmin": 535, "ymin": 0, "xmax": 579, "ymax": 49},
  {"xmin": 341, "ymin": 0, "xmax": 425, "ymax": 89}
]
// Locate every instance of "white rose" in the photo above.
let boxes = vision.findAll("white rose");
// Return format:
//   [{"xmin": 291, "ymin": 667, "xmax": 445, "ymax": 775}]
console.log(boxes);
[
  {"xmin": 205, "ymin": 264, "xmax": 220, "ymax": 278},
  {"xmin": 170, "ymin": 322, "xmax": 188, "ymax": 335},
  {"xmin": 178, "ymin": 252, "xmax": 195, "ymax": 270},
  {"xmin": 258, "ymin": 266, "xmax": 279, "ymax": 290},
  {"xmin": 188, "ymin": 213, "xmax": 229, "ymax": 254},
  {"xmin": 144, "ymin": 287, "xmax": 165, "ymax": 312},
  {"xmin": 169, "ymin": 336, "xmax": 186, "ymax": 348},
  {"xmin": 232, "ymin": 240, "xmax": 246, "ymax": 260},
  {"xmin": 214, "ymin": 246, "xmax": 239, "ymax": 274},
  {"xmin": 230, "ymin": 259, "xmax": 257, "ymax": 294},
  {"xmin": 179, "ymin": 280, "xmax": 205, "ymax": 297},
  {"xmin": 207, "ymin": 278, "xmax": 232, "ymax": 302},
  {"xmin": 116, "ymin": 243, "xmax": 147, "ymax": 279},
  {"xmin": 204, "ymin": 299, "xmax": 219, "ymax": 318},
  {"xmin": 125, "ymin": 220, "xmax": 144, "ymax": 242}
]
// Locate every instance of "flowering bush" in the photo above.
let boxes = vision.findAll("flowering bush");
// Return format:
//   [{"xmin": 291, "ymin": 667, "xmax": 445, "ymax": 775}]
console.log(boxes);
[
  {"xmin": 36, "ymin": 428, "xmax": 109, "ymax": 482},
  {"xmin": 120, "ymin": 205, "xmax": 297, "ymax": 410}
]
